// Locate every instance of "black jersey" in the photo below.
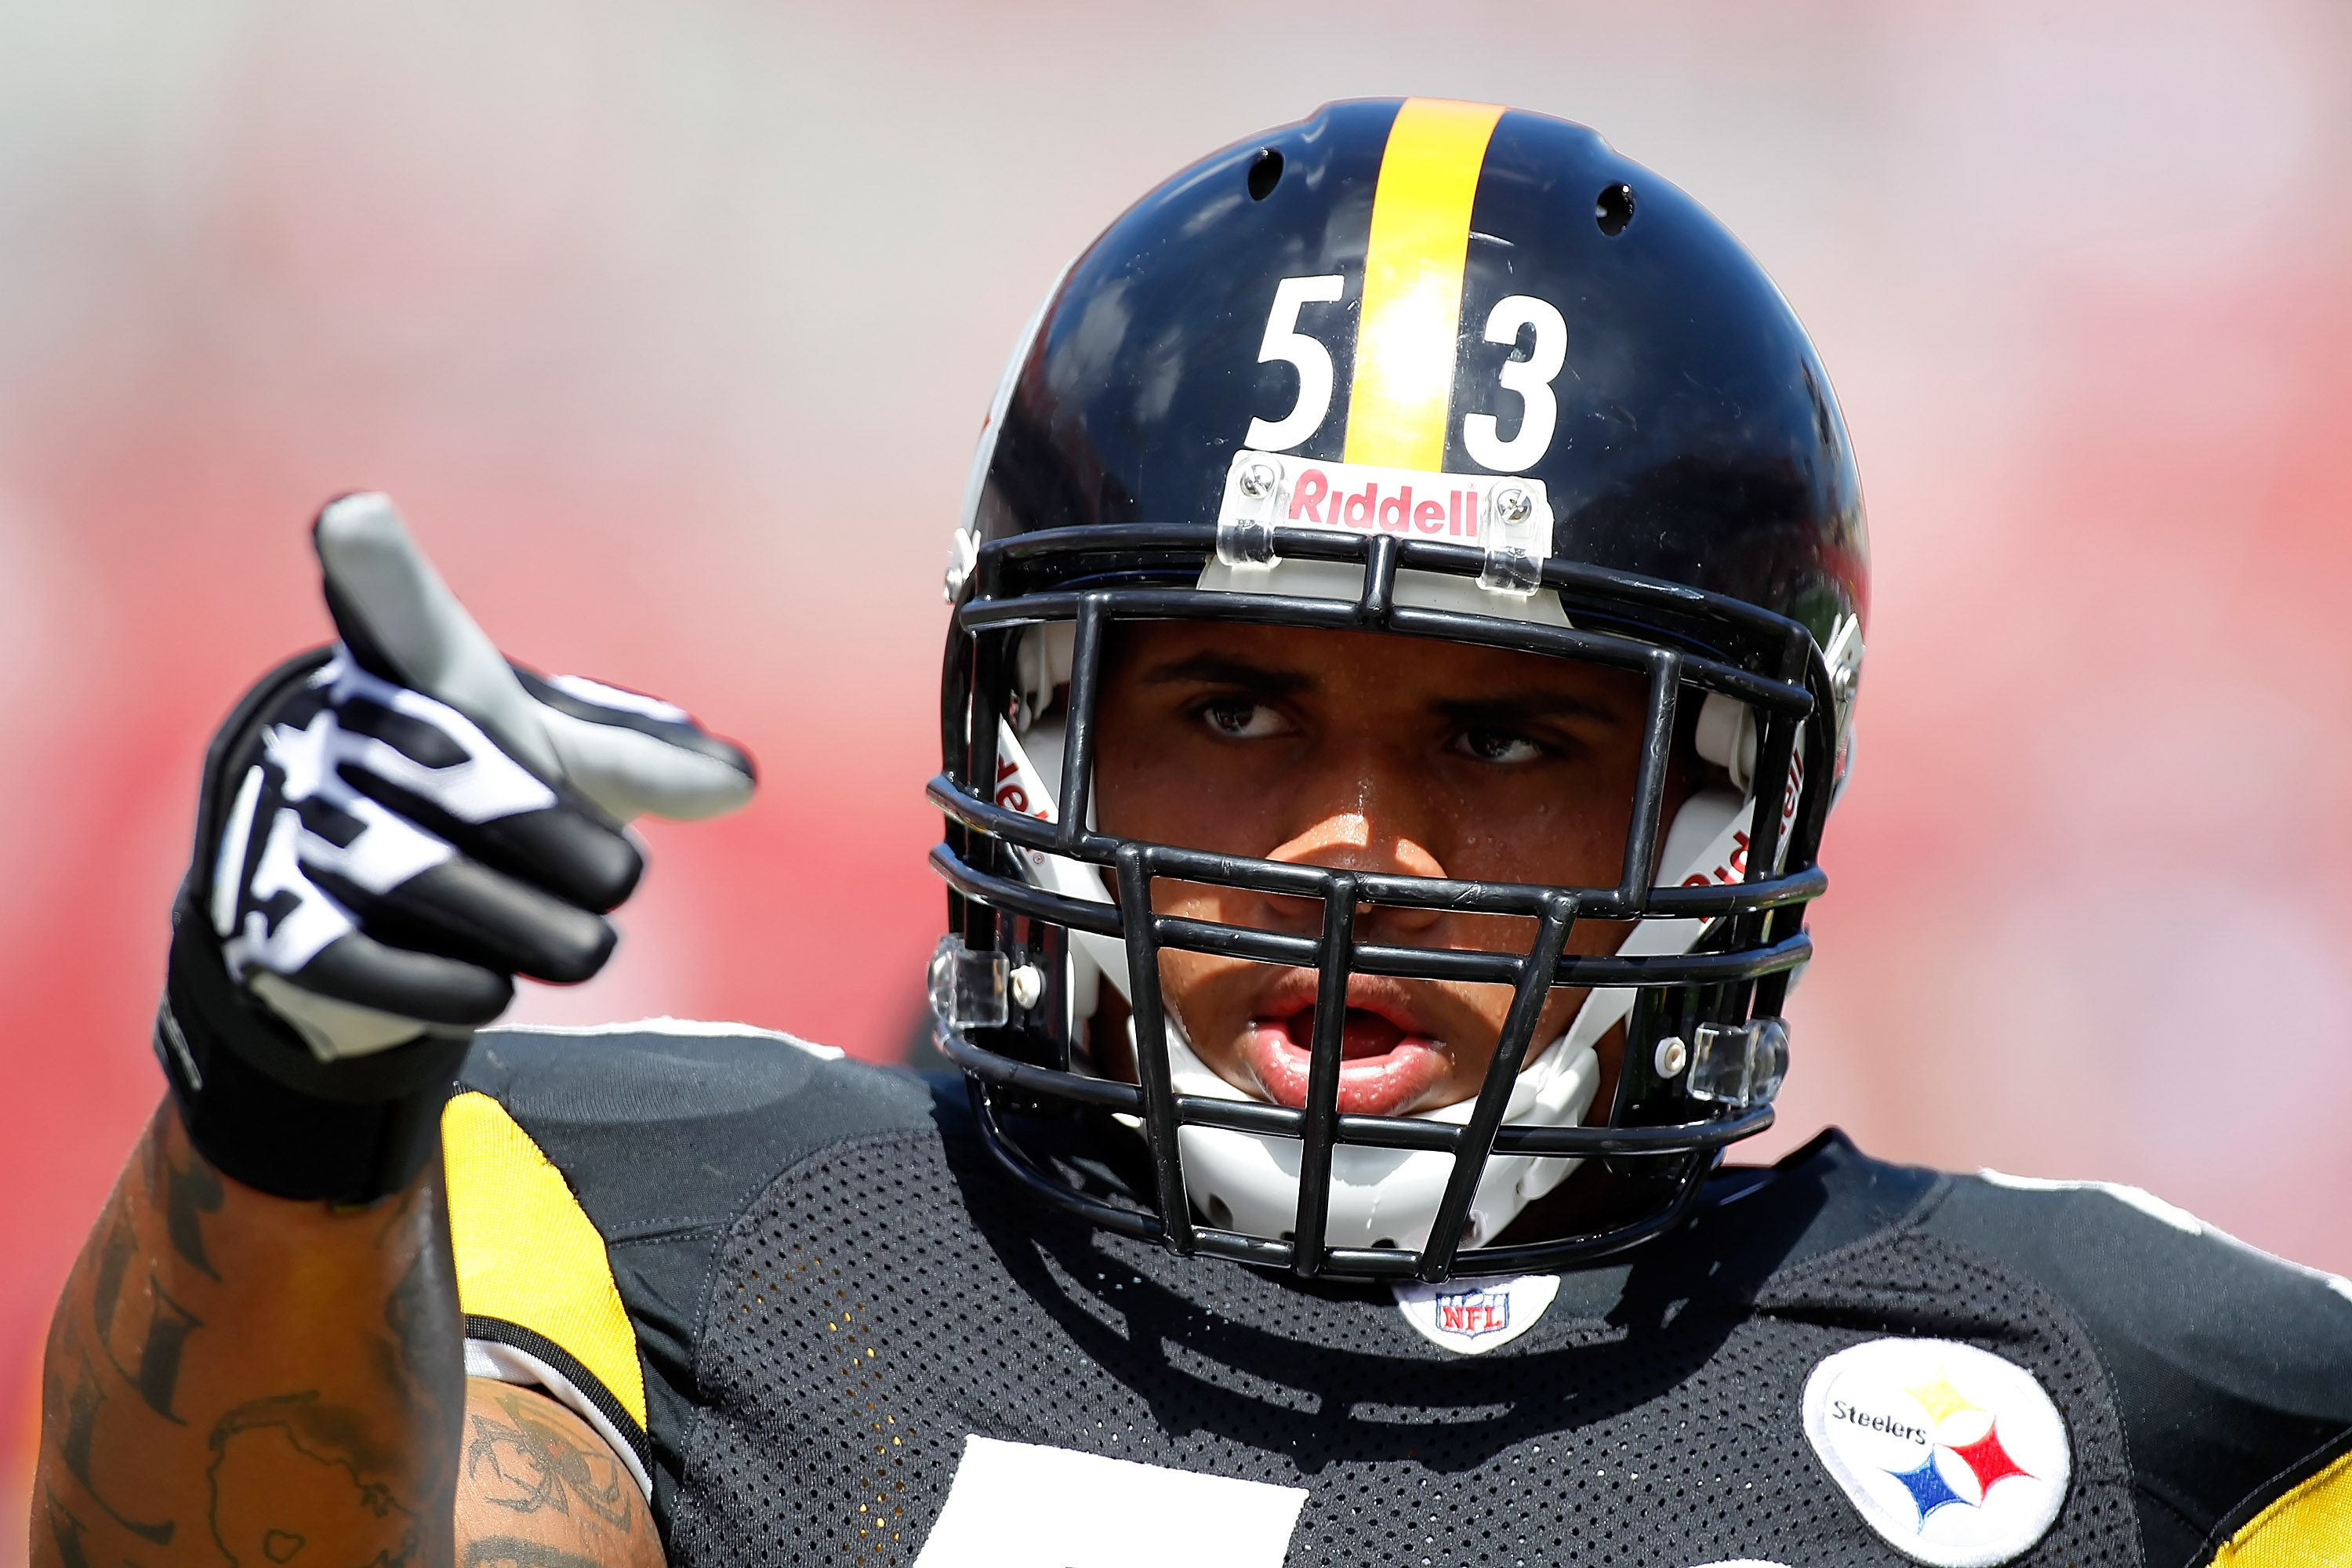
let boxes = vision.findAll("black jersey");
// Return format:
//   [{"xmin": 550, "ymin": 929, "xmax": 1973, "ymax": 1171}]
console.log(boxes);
[{"xmin": 441, "ymin": 1022, "xmax": 2352, "ymax": 1568}]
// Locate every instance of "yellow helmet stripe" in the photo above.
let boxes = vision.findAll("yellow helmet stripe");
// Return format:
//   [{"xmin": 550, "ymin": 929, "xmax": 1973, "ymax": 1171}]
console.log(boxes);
[{"xmin": 1343, "ymin": 97, "xmax": 1506, "ymax": 472}]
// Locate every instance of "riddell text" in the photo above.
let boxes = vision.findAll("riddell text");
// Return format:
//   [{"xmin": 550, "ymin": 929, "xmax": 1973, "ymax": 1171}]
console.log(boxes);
[
  {"xmin": 1289, "ymin": 468, "xmax": 1479, "ymax": 535},
  {"xmin": 995, "ymin": 756, "xmax": 1050, "ymax": 821}
]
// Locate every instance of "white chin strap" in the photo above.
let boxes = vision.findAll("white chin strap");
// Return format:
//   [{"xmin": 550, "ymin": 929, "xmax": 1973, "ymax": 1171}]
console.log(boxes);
[
  {"xmin": 1154, "ymin": 1012, "xmax": 1602, "ymax": 1252},
  {"xmin": 993, "ymin": 681, "xmax": 1777, "ymax": 1255}
]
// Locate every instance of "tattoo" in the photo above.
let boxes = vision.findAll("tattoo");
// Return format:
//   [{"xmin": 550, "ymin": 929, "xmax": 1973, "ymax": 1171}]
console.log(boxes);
[
  {"xmin": 54, "ymin": 1357, "xmax": 100, "ymax": 1480},
  {"xmin": 130, "ymin": 1276, "xmax": 202, "ymax": 1422},
  {"xmin": 39, "ymin": 1108, "xmax": 461, "ymax": 1568},
  {"xmin": 372, "ymin": 1244, "xmax": 463, "ymax": 1525},
  {"xmin": 165, "ymin": 1150, "xmax": 225, "ymax": 1280},
  {"xmin": 385, "ymin": 1250, "xmax": 462, "ymax": 1402},
  {"xmin": 90, "ymin": 1220, "xmax": 135, "ymax": 1341},
  {"xmin": 140, "ymin": 1102, "xmax": 170, "ymax": 1203},
  {"xmin": 93, "ymin": 1257, "xmax": 202, "ymax": 1425},
  {"xmin": 463, "ymin": 1391, "xmax": 636, "ymax": 1531},
  {"xmin": 209, "ymin": 1392, "xmax": 421, "ymax": 1568},
  {"xmin": 45, "ymin": 1487, "xmax": 93, "ymax": 1568},
  {"xmin": 52, "ymin": 1349, "xmax": 176, "ymax": 1544},
  {"xmin": 464, "ymin": 1538, "xmax": 606, "ymax": 1568},
  {"xmin": 374, "ymin": 1184, "xmax": 423, "ymax": 1246}
]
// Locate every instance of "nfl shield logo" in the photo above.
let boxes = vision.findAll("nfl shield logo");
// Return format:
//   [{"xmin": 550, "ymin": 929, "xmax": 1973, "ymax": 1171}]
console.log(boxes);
[
  {"xmin": 1394, "ymin": 1272, "xmax": 1559, "ymax": 1355},
  {"xmin": 1434, "ymin": 1287, "xmax": 1509, "ymax": 1338}
]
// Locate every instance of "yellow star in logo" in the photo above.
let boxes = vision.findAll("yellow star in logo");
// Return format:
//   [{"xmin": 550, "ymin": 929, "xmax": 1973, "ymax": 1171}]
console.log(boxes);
[{"xmin": 1904, "ymin": 1369, "xmax": 1982, "ymax": 1428}]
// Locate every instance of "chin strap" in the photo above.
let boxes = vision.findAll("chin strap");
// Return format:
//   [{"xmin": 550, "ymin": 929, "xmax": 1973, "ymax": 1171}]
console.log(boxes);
[{"xmin": 1148, "ymin": 1014, "xmax": 1602, "ymax": 1250}]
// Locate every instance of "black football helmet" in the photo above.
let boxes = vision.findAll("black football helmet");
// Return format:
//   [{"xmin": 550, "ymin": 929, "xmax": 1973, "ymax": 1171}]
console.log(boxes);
[{"xmin": 929, "ymin": 98, "xmax": 1867, "ymax": 1283}]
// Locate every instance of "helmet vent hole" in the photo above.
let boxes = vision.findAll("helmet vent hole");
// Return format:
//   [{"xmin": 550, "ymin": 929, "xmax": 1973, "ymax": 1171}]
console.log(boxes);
[
  {"xmin": 1247, "ymin": 147, "xmax": 1284, "ymax": 201},
  {"xmin": 1595, "ymin": 182, "xmax": 1636, "ymax": 236},
  {"xmin": 1204, "ymin": 1194, "xmax": 1235, "ymax": 1229}
]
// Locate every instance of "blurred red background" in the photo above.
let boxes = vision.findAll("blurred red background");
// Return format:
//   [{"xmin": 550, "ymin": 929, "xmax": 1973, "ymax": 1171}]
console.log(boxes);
[{"xmin": 6, "ymin": 1, "xmax": 2350, "ymax": 1534}]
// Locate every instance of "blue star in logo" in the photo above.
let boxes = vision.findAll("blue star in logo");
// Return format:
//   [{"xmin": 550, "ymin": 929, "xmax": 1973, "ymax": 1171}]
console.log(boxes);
[{"xmin": 1886, "ymin": 1451, "xmax": 1968, "ymax": 1527}]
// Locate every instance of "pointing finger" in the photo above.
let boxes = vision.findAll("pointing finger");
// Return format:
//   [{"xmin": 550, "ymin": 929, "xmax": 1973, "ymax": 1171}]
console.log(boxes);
[
  {"xmin": 310, "ymin": 492, "xmax": 560, "ymax": 780},
  {"xmin": 519, "ymin": 668, "xmax": 758, "ymax": 822}
]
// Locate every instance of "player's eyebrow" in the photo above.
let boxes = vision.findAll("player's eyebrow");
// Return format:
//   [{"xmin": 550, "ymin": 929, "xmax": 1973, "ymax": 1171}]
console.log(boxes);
[
  {"xmin": 1138, "ymin": 653, "xmax": 1314, "ymax": 697},
  {"xmin": 1431, "ymin": 691, "xmax": 1624, "ymax": 728}
]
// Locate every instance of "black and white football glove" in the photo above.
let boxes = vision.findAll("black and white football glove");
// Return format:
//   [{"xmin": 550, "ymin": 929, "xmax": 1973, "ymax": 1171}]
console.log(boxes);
[{"xmin": 157, "ymin": 492, "xmax": 756, "ymax": 1202}]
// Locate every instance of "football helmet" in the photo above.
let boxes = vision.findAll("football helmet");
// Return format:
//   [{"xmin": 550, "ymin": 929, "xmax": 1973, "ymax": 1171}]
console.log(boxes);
[{"xmin": 929, "ymin": 99, "xmax": 1867, "ymax": 1281}]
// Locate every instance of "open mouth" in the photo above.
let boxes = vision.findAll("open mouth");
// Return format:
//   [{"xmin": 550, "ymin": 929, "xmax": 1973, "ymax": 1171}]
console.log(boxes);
[{"xmin": 1240, "ymin": 1003, "xmax": 1451, "ymax": 1117}]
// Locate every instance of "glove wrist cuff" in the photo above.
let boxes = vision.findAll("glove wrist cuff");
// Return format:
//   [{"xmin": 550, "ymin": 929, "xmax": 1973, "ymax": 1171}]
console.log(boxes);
[{"xmin": 157, "ymin": 900, "xmax": 467, "ymax": 1205}]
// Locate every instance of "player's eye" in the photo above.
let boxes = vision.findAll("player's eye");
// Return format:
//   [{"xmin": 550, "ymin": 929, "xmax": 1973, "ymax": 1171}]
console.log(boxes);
[
  {"xmin": 1199, "ymin": 697, "xmax": 1290, "ymax": 739},
  {"xmin": 1453, "ymin": 727, "xmax": 1545, "ymax": 764}
]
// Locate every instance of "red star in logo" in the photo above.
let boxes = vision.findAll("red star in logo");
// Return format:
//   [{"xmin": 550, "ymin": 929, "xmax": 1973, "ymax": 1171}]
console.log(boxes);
[{"xmin": 1945, "ymin": 1420, "xmax": 2033, "ymax": 1499}]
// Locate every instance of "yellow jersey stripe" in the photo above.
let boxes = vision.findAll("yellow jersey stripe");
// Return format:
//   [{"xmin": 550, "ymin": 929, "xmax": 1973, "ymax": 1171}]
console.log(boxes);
[
  {"xmin": 442, "ymin": 1090, "xmax": 651, "ymax": 1430},
  {"xmin": 1343, "ymin": 97, "xmax": 1504, "ymax": 472},
  {"xmin": 2212, "ymin": 1445, "xmax": 2352, "ymax": 1566}
]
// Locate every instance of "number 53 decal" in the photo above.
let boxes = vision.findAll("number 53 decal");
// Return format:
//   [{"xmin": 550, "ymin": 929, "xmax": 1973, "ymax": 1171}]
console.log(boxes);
[{"xmin": 1244, "ymin": 277, "xmax": 1569, "ymax": 474}]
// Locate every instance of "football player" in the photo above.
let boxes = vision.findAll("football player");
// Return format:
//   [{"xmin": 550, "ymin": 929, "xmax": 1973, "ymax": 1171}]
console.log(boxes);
[{"xmin": 36, "ymin": 100, "xmax": 2352, "ymax": 1568}]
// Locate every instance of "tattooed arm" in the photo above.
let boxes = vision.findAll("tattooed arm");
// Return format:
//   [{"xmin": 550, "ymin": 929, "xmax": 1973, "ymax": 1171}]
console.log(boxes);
[
  {"xmin": 34, "ymin": 1102, "xmax": 664, "ymax": 1568},
  {"xmin": 456, "ymin": 1382, "xmax": 662, "ymax": 1568},
  {"xmin": 34, "ymin": 501, "xmax": 742, "ymax": 1568},
  {"xmin": 34, "ymin": 1098, "xmax": 464, "ymax": 1568}
]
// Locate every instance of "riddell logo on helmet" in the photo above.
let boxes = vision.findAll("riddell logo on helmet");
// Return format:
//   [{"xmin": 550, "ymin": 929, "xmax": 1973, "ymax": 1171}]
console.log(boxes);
[
  {"xmin": 1682, "ymin": 830, "xmax": 1754, "ymax": 893},
  {"xmin": 993, "ymin": 756, "xmax": 1050, "ymax": 822},
  {"xmin": 1218, "ymin": 452, "xmax": 1552, "ymax": 561},
  {"xmin": 1681, "ymin": 751, "xmax": 1806, "ymax": 892},
  {"xmin": 1286, "ymin": 467, "xmax": 1480, "ymax": 537}
]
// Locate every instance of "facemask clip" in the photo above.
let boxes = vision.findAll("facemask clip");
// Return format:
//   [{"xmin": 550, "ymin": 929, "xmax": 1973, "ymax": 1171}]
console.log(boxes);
[
  {"xmin": 930, "ymin": 935, "xmax": 1009, "ymax": 1030},
  {"xmin": 1686, "ymin": 1018, "xmax": 1790, "ymax": 1108},
  {"xmin": 1215, "ymin": 453, "xmax": 1283, "ymax": 568}
]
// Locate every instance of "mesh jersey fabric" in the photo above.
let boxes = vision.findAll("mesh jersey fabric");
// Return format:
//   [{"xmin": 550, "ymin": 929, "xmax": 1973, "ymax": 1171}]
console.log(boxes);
[{"xmin": 455, "ymin": 1025, "xmax": 2352, "ymax": 1568}]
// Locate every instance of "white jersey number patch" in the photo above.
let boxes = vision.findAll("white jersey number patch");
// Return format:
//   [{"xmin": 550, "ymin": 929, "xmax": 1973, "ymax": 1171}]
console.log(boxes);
[{"xmin": 912, "ymin": 1436, "xmax": 1307, "ymax": 1568}]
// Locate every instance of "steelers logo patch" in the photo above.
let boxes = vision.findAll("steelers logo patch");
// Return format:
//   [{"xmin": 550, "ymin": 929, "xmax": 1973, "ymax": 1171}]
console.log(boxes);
[{"xmin": 1801, "ymin": 1338, "xmax": 2070, "ymax": 1568}]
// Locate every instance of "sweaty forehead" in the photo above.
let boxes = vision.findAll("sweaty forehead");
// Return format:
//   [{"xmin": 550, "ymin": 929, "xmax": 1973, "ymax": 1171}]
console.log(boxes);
[{"xmin": 1105, "ymin": 621, "xmax": 1642, "ymax": 714}]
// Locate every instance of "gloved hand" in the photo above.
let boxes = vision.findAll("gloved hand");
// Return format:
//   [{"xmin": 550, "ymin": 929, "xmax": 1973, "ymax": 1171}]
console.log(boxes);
[{"xmin": 156, "ymin": 492, "xmax": 756, "ymax": 1203}]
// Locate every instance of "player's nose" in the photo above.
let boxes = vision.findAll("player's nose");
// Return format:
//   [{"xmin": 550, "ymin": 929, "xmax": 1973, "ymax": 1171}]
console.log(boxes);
[{"xmin": 1250, "ymin": 744, "xmax": 1447, "ymax": 941}]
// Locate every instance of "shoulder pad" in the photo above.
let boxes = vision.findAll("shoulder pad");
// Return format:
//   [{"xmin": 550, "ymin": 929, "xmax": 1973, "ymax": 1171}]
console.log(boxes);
[
  {"xmin": 459, "ymin": 1019, "xmax": 942, "ymax": 1225},
  {"xmin": 447, "ymin": 1020, "xmax": 949, "ymax": 1507},
  {"xmin": 1924, "ymin": 1169, "xmax": 2352, "ymax": 1564}
]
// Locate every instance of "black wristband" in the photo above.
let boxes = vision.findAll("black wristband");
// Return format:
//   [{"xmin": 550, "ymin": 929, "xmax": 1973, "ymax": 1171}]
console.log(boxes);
[{"xmin": 156, "ymin": 894, "xmax": 470, "ymax": 1205}]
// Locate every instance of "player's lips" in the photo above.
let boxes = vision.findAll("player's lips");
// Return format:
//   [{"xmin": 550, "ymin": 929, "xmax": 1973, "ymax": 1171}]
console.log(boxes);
[{"xmin": 1237, "ymin": 978, "xmax": 1452, "ymax": 1117}]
